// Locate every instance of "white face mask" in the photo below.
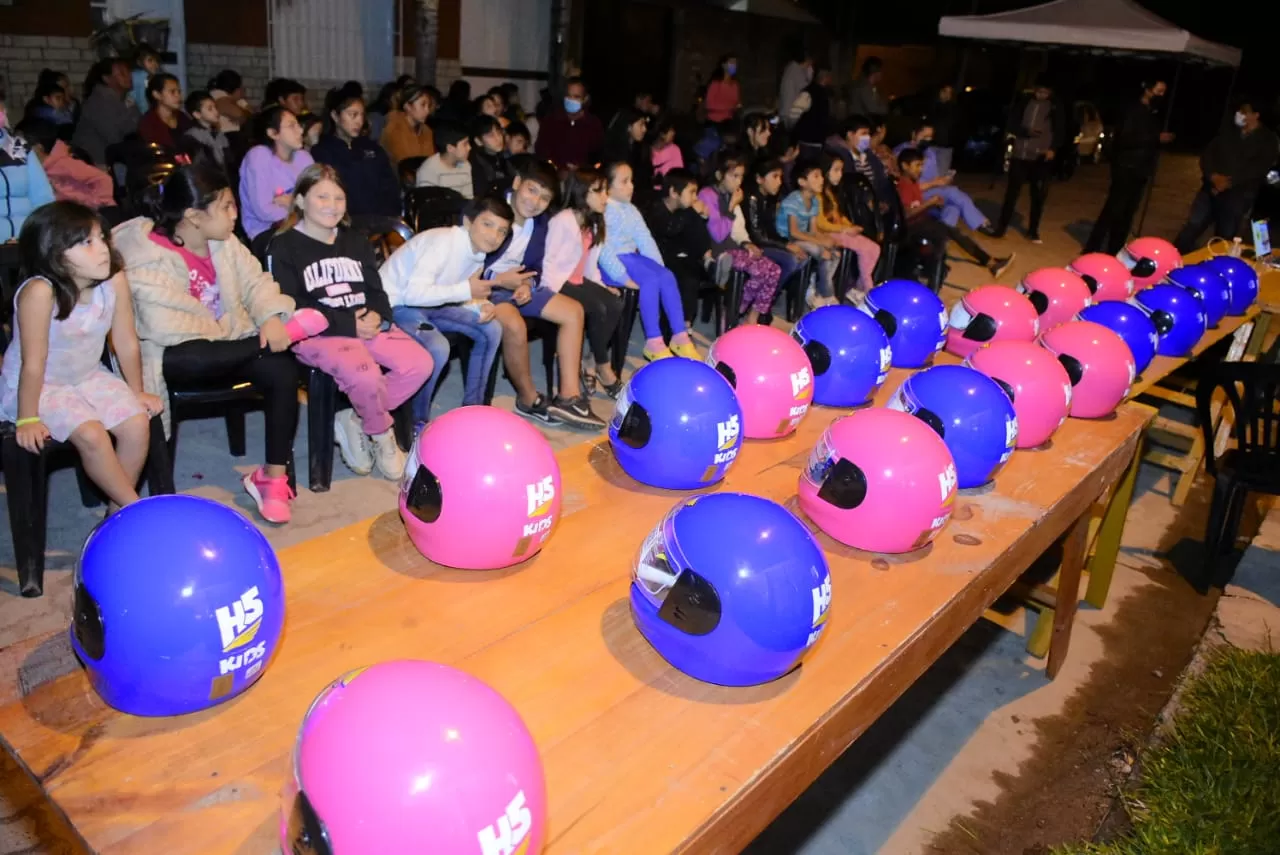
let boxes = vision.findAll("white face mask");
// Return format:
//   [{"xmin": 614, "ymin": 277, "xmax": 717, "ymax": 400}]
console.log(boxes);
[{"xmin": 1234, "ymin": 112, "xmax": 1248, "ymax": 128}]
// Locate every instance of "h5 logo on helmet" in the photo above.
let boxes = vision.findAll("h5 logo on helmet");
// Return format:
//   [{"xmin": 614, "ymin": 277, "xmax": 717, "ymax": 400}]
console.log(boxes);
[
  {"xmin": 790, "ymin": 367, "xmax": 812, "ymax": 398},
  {"xmin": 215, "ymin": 587, "xmax": 264, "ymax": 652},
  {"xmin": 716, "ymin": 415, "xmax": 740, "ymax": 451},
  {"xmin": 477, "ymin": 790, "xmax": 533, "ymax": 855},
  {"xmin": 938, "ymin": 464, "xmax": 958, "ymax": 503},
  {"xmin": 526, "ymin": 476, "xmax": 555, "ymax": 518}
]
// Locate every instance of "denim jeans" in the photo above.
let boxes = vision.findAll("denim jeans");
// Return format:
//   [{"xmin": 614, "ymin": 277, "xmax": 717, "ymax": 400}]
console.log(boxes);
[{"xmin": 392, "ymin": 305, "xmax": 502, "ymax": 420}]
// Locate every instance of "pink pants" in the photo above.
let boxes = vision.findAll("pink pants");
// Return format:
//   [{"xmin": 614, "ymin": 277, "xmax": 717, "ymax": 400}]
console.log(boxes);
[
  {"xmin": 724, "ymin": 248, "xmax": 783, "ymax": 314},
  {"xmin": 829, "ymin": 231, "xmax": 882, "ymax": 292},
  {"xmin": 293, "ymin": 328, "xmax": 433, "ymax": 435}
]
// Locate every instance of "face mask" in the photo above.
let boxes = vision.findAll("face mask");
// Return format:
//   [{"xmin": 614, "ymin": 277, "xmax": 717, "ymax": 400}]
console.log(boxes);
[
  {"xmin": 1235, "ymin": 112, "xmax": 1247, "ymax": 128},
  {"xmin": 855, "ymin": 137, "xmax": 872, "ymax": 152},
  {"xmin": 564, "ymin": 97, "xmax": 583, "ymax": 114},
  {"xmin": 726, "ymin": 62, "xmax": 738, "ymax": 76}
]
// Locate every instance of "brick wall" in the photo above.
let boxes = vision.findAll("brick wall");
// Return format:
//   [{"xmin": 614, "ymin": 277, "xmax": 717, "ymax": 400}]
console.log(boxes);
[
  {"xmin": 185, "ymin": 43, "xmax": 272, "ymax": 106},
  {"xmin": 1, "ymin": 35, "xmax": 96, "ymax": 114}
]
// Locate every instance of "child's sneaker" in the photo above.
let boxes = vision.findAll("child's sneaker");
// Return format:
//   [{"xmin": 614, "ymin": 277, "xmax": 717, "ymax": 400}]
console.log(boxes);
[
  {"xmin": 243, "ymin": 467, "xmax": 295, "ymax": 524},
  {"xmin": 285, "ymin": 308, "xmax": 330, "ymax": 343},
  {"xmin": 642, "ymin": 346, "xmax": 673, "ymax": 362},
  {"xmin": 334, "ymin": 409, "xmax": 374, "ymax": 475},
  {"xmin": 370, "ymin": 428, "xmax": 408, "ymax": 480}
]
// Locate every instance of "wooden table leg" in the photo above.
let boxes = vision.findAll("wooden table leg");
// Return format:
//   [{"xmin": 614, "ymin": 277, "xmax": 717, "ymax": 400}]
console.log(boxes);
[
  {"xmin": 1047, "ymin": 511, "xmax": 1091, "ymax": 679},
  {"xmin": 1244, "ymin": 314, "xmax": 1270, "ymax": 361},
  {"xmin": 1085, "ymin": 431, "xmax": 1144, "ymax": 608}
]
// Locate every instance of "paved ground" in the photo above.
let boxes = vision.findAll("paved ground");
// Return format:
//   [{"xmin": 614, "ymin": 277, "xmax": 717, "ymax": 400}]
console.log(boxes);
[{"xmin": 0, "ymin": 154, "xmax": 1237, "ymax": 853}]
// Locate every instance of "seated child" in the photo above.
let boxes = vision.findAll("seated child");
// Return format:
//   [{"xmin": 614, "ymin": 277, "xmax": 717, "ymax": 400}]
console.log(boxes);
[
  {"xmin": 1, "ymin": 201, "xmax": 163, "ymax": 514},
  {"xmin": 599, "ymin": 161, "xmax": 699, "ymax": 362},
  {"xmin": 697, "ymin": 151, "xmax": 784, "ymax": 325},
  {"xmin": 415, "ymin": 121, "xmax": 474, "ymax": 199},
  {"xmin": 744, "ymin": 158, "xmax": 811, "ymax": 286},
  {"xmin": 818, "ymin": 153, "xmax": 881, "ymax": 295},
  {"xmin": 182, "ymin": 90, "xmax": 231, "ymax": 167},
  {"xmin": 776, "ymin": 160, "xmax": 838, "ymax": 307},
  {"xmin": 266, "ymin": 164, "xmax": 433, "ymax": 479},
  {"xmin": 644, "ymin": 168, "xmax": 715, "ymax": 326}
]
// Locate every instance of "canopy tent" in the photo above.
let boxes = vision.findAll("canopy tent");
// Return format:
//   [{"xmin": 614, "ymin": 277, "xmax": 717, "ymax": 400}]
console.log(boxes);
[{"xmin": 938, "ymin": 0, "xmax": 1241, "ymax": 66}]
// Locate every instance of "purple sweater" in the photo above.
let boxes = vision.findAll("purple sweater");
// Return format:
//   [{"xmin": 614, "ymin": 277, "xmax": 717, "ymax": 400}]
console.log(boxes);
[
  {"xmin": 238, "ymin": 145, "xmax": 314, "ymax": 238},
  {"xmin": 697, "ymin": 186, "xmax": 738, "ymax": 254}
]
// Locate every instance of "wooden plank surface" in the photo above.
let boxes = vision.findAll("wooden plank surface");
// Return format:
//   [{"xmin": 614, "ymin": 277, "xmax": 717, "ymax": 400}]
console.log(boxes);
[{"xmin": 0, "ymin": 375, "xmax": 1151, "ymax": 854}]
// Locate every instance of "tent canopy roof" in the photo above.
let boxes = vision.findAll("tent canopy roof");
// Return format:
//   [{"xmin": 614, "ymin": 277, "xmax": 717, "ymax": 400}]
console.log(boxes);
[{"xmin": 938, "ymin": 0, "xmax": 1241, "ymax": 66}]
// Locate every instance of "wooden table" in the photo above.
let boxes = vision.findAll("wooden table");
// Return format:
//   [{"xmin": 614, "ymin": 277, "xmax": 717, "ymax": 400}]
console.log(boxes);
[{"xmin": 0, "ymin": 374, "xmax": 1151, "ymax": 854}]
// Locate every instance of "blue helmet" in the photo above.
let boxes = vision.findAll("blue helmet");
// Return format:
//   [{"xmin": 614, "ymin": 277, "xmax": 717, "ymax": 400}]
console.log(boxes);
[
  {"xmin": 888, "ymin": 364, "xmax": 1018, "ymax": 489},
  {"xmin": 860, "ymin": 279, "xmax": 947, "ymax": 369},
  {"xmin": 1200, "ymin": 256, "xmax": 1259, "ymax": 316},
  {"xmin": 1078, "ymin": 300, "xmax": 1159, "ymax": 376},
  {"xmin": 630, "ymin": 493, "xmax": 831, "ymax": 686},
  {"xmin": 1166, "ymin": 264, "xmax": 1230, "ymax": 329},
  {"xmin": 609, "ymin": 359, "xmax": 744, "ymax": 490},
  {"xmin": 792, "ymin": 304, "xmax": 893, "ymax": 407},
  {"xmin": 1134, "ymin": 284, "xmax": 1207, "ymax": 358},
  {"xmin": 72, "ymin": 495, "xmax": 285, "ymax": 716}
]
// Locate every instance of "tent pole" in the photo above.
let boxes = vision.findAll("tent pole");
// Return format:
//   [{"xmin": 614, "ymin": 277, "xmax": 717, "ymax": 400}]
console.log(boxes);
[
  {"xmin": 1220, "ymin": 62, "xmax": 1239, "ymax": 129},
  {"xmin": 1136, "ymin": 59, "xmax": 1183, "ymax": 236}
]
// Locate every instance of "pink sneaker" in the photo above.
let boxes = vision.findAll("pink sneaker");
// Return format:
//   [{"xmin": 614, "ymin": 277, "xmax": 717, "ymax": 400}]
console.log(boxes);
[
  {"xmin": 285, "ymin": 308, "xmax": 330, "ymax": 343},
  {"xmin": 242, "ymin": 467, "xmax": 295, "ymax": 524}
]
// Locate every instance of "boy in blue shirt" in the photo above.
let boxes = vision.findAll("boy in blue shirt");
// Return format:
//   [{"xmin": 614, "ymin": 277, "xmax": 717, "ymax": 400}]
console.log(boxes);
[{"xmin": 777, "ymin": 161, "xmax": 838, "ymax": 307}]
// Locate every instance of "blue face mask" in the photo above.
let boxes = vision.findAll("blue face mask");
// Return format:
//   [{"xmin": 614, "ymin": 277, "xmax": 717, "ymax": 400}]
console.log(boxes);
[
  {"xmin": 564, "ymin": 97, "xmax": 583, "ymax": 114},
  {"xmin": 855, "ymin": 136, "xmax": 872, "ymax": 152},
  {"xmin": 726, "ymin": 62, "xmax": 738, "ymax": 76}
]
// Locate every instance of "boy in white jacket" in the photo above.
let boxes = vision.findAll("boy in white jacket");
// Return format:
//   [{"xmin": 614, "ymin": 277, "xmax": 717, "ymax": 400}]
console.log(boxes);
[{"xmin": 380, "ymin": 197, "xmax": 509, "ymax": 419}]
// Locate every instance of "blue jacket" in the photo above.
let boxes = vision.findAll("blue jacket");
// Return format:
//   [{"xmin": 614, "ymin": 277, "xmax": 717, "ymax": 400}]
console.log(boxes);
[
  {"xmin": 483, "ymin": 207, "xmax": 551, "ymax": 287},
  {"xmin": 311, "ymin": 134, "xmax": 402, "ymax": 218},
  {"xmin": 0, "ymin": 132, "xmax": 56, "ymax": 241}
]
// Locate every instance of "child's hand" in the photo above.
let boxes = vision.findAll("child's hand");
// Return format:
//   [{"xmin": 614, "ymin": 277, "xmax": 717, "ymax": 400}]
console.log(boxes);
[
  {"xmin": 512, "ymin": 283, "xmax": 533, "ymax": 305},
  {"xmin": 16, "ymin": 421, "xmax": 50, "ymax": 454},
  {"xmin": 692, "ymin": 199, "xmax": 709, "ymax": 217},
  {"xmin": 493, "ymin": 268, "xmax": 536, "ymax": 290},
  {"xmin": 272, "ymin": 191, "xmax": 294, "ymax": 209},
  {"xmin": 624, "ymin": 279, "xmax": 641, "ymax": 290},
  {"xmin": 137, "ymin": 393, "xmax": 165, "ymax": 417},
  {"xmin": 730, "ymin": 187, "xmax": 743, "ymax": 210},
  {"xmin": 846, "ymin": 225, "xmax": 863, "ymax": 236},
  {"xmin": 744, "ymin": 243, "xmax": 762, "ymax": 257},
  {"xmin": 788, "ymin": 243, "xmax": 809, "ymax": 261},
  {"xmin": 477, "ymin": 301, "xmax": 497, "ymax": 322},
  {"xmin": 259, "ymin": 316, "xmax": 293, "ymax": 352},
  {"xmin": 355, "ymin": 309, "xmax": 382, "ymax": 340}
]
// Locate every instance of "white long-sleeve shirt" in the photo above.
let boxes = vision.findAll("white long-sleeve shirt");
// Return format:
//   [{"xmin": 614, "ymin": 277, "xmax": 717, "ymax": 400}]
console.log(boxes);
[{"xmin": 379, "ymin": 226, "xmax": 484, "ymax": 308}]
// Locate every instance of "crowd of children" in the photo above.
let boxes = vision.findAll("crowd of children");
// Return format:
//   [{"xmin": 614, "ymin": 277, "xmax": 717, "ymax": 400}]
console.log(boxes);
[{"xmin": 0, "ymin": 47, "xmax": 1014, "ymax": 531}]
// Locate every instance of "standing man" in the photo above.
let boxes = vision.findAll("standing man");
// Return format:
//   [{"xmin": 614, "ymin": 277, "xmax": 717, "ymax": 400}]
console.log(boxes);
[
  {"xmin": 779, "ymin": 50, "xmax": 813, "ymax": 128},
  {"xmin": 993, "ymin": 77, "xmax": 1063, "ymax": 244},
  {"xmin": 1084, "ymin": 80, "xmax": 1173, "ymax": 255},
  {"xmin": 534, "ymin": 77, "xmax": 605, "ymax": 170},
  {"xmin": 846, "ymin": 57, "xmax": 888, "ymax": 120},
  {"xmin": 930, "ymin": 84, "xmax": 959, "ymax": 176},
  {"xmin": 1173, "ymin": 100, "xmax": 1279, "ymax": 253}
]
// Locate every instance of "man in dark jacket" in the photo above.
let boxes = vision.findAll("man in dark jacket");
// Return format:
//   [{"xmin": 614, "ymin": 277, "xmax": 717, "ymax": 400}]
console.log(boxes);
[
  {"xmin": 792, "ymin": 67, "xmax": 835, "ymax": 148},
  {"xmin": 1174, "ymin": 100, "xmax": 1279, "ymax": 253},
  {"xmin": 1085, "ymin": 80, "xmax": 1173, "ymax": 255},
  {"xmin": 533, "ymin": 77, "xmax": 604, "ymax": 169},
  {"xmin": 993, "ymin": 78, "xmax": 1064, "ymax": 243}
]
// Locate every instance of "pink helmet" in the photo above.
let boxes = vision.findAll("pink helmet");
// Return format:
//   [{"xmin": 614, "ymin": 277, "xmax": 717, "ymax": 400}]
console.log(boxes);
[
  {"xmin": 965, "ymin": 341, "xmax": 1072, "ymax": 448},
  {"xmin": 797, "ymin": 409, "xmax": 957, "ymax": 554},
  {"xmin": 400, "ymin": 406, "xmax": 561, "ymax": 570},
  {"xmin": 1038, "ymin": 321, "xmax": 1135, "ymax": 419},
  {"xmin": 706, "ymin": 324, "xmax": 813, "ymax": 439},
  {"xmin": 1017, "ymin": 268, "xmax": 1093, "ymax": 331},
  {"xmin": 1067, "ymin": 253, "xmax": 1134, "ymax": 302},
  {"xmin": 945, "ymin": 284, "xmax": 1040, "ymax": 359},
  {"xmin": 282, "ymin": 660, "xmax": 546, "ymax": 855},
  {"xmin": 1120, "ymin": 236, "xmax": 1182, "ymax": 290}
]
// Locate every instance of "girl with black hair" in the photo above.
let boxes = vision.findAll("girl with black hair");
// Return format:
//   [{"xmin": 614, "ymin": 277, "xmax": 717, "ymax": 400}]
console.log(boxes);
[
  {"xmin": 0, "ymin": 201, "xmax": 160, "ymax": 511},
  {"xmin": 114, "ymin": 162, "xmax": 329, "ymax": 523},
  {"xmin": 310, "ymin": 89, "xmax": 402, "ymax": 234},
  {"xmin": 239, "ymin": 106, "xmax": 314, "ymax": 239},
  {"xmin": 543, "ymin": 167, "xmax": 625, "ymax": 396},
  {"xmin": 603, "ymin": 107, "xmax": 652, "ymax": 207},
  {"xmin": 137, "ymin": 73, "xmax": 193, "ymax": 150},
  {"xmin": 207, "ymin": 69, "xmax": 253, "ymax": 133}
]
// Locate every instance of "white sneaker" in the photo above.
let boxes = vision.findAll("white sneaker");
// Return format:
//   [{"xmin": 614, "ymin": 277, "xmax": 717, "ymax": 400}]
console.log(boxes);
[
  {"xmin": 370, "ymin": 428, "xmax": 408, "ymax": 480},
  {"xmin": 334, "ymin": 409, "xmax": 374, "ymax": 476},
  {"xmin": 805, "ymin": 285, "xmax": 821, "ymax": 309}
]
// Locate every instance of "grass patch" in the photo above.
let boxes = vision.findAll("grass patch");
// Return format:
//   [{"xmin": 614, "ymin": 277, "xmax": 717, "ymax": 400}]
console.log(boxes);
[{"xmin": 1055, "ymin": 647, "xmax": 1280, "ymax": 855}]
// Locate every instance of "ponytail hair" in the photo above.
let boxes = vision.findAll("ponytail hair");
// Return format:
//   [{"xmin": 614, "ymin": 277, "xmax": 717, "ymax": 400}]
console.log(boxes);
[
  {"xmin": 275, "ymin": 163, "xmax": 350, "ymax": 236},
  {"xmin": 140, "ymin": 162, "xmax": 232, "ymax": 244}
]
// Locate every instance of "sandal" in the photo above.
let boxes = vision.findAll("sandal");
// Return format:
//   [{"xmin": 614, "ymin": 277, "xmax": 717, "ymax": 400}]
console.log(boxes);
[{"xmin": 596, "ymin": 369, "xmax": 625, "ymax": 399}]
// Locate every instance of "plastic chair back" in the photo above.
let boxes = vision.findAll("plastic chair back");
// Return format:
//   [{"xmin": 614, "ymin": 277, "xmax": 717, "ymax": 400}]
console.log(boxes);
[{"xmin": 1196, "ymin": 360, "xmax": 1280, "ymax": 479}]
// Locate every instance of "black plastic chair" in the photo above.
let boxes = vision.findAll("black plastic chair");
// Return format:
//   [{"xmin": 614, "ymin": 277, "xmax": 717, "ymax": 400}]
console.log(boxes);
[
  {"xmin": 1193, "ymin": 360, "xmax": 1280, "ymax": 592},
  {"xmin": 304, "ymin": 367, "xmax": 416, "ymax": 493},
  {"xmin": 404, "ymin": 186, "xmax": 466, "ymax": 233},
  {"xmin": 167, "ymin": 380, "xmax": 297, "ymax": 494},
  {"xmin": 398, "ymin": 156, "xmax": 428, "ymax": 187},
  {"xmin": 1, "ymin": 415, "xmax": 174, "ymax": 597}
]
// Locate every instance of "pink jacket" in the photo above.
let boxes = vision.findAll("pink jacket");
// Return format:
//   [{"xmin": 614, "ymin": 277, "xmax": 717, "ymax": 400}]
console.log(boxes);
[
  {"xmin": 651, "ymin": 143, "xmax": 684, "ymax": 179},
  {"xmin": 42, "ymin": 141, "xmax": 115, "ymax": 209}
]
